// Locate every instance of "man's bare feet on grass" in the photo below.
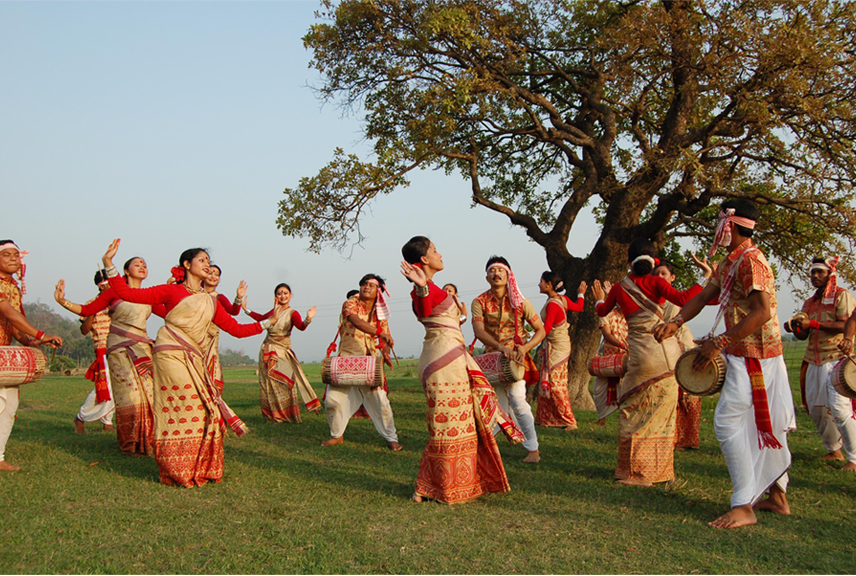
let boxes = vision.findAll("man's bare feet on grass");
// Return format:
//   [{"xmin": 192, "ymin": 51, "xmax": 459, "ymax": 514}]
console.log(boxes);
[
  {"xmin": 592, "ymin": 418, "xmax": 606, "ymax": 427},
  {"xmin": 753, "ymin": 485, "xmax": 790, "ymax": 515},
  {"xmin": 388, "ymin": 441, "xmax": 403, "ymax": 451},
  {"xmin": 842, "ymin": 461, "xmax": 856, "ymax": 471},
  {"xmin": 522, "ymin": 450, "xmax": 540, "ymax": 463},
  {"xmin": 321, "ymin": 436, "xmax": 343, "ymax": 447},
  {"xmin": 822, "ymin": 449, "xmax": 845, "ymax": 461},
  {"xmin": 616, "ymin": 478, "xmax": 653, "ymax": 487},
  {"xmin": 564, "ymin": 424, "xmax": 578, "ymax": 431},
  {"xmin": 73, "ymin": 417, "xmax": 85, "ymax": 434},
  {"xmin": 0, "ymin": 461, "xmax": 21, "ymax": 472},
  {"xmin": 411, "ymin": 493, "xmax": 424, "ymax": 503},
  {"xmin": 709, "ymin": 505, "xmax": 757, "ymax": 529}
]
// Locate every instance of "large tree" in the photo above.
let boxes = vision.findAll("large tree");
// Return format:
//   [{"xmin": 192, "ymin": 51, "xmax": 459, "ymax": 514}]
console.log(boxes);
[{"xmin": 279, "ymin": 0, "xmax": 856, "ymax": 409}]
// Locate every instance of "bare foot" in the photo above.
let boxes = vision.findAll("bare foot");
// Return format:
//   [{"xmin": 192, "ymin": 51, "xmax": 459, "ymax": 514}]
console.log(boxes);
[
  {"xmin": 675, "ymin": 445, "xmax": 687, "ymax": 451},
  {"xmin": 0, "ymin": 461, "xmax": 21, "ymax": 472},
  {"xmin": 822, "ymin": 449, "xmax": 845, "ymax": 461},
  {"xmin": 592, "ymin": 418, "xmax": 606, "ymax": 427},
  {"xmin": 73, "ymin": 417, "xmax": 86, "ymax": 434},
  {"xmin": 102, "ymin": 424, "xmax": 114, "ymax": 432},
  {"xmin": 564, "ymin": 424, "xmax": 578, "ymax": 431},
  {"xmin": 709, "ymin": 505, "xmax": 757, "ymax": 529},
  {"xmin": 842, "ymin": 461, "xmax": 856, "ymax": 471},
  {"xmin": 388, "ymin": 441, "xmax": 403, "ymax": 451},
  {"xmin": 411, "ymin": 493, "xmax": 423, "ymax": 503},
  {"xmin": 522, "ymin": 450, "xmax": 540, "ymax": 463},
  {"xmin": 321, "ymin": 436, "xmax": 343, "ymax": 447},
  {"xmin": 753, "ymin": 485, "xmax": 790, "ymax": 515},
  {"xmin": 616, "ymin": 478, "xmax": 653, "ymax": 487}
]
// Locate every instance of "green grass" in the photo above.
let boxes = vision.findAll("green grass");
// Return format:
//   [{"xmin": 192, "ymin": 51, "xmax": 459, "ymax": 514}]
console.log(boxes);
[{"xmin": 2, "ymin": 348, "xmax": 855, "ymax": 574}]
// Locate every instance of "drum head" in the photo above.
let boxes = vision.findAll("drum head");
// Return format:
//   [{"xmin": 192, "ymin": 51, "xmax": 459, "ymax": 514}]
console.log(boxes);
[
  {"xmin": 508, "ymin": 358, "xmax": 524, "ymax": 381},
  {"xmin": 836, "ymin": 357, "xmax": 856, "ymax": 399},
  {"xmin": 675, "ymin": 350, "xmax": 722, "ymax": 396}
]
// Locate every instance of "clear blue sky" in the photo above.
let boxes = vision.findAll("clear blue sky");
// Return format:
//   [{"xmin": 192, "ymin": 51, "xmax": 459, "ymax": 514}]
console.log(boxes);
[{"xmin": 0, "ymin": 1, "xmax": 801, "ymax": 360}]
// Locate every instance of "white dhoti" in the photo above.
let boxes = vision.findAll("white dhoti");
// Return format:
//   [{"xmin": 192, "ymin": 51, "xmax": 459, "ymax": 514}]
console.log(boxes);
[
  {"xmin": 592, "ymin": 376, "xmax": 618, "ymax": 421},
  {"xmin": 76, "ymin": 389, "xmax": 115, "ymax": 425},
  {"xmin": 805, "ymin": 362, "xmax": 842, "ymax": 452},
  {"xmin": 492, "ymin": 379, "xmax": 539, "ymax": 451},
  {"xmin": 825, "ymin": 368, "xmax": 856, "ymax": 464},
  {"xmin": 0, "ymin": 386, "xmax": 20, "ymax": 462},
  {"xmin": 325, "ymin": 384, "xmax": 398, "ymax": 442},
  {"xmin": 715, "ymin": 354, "xmax": 796, "ymax": 508}
]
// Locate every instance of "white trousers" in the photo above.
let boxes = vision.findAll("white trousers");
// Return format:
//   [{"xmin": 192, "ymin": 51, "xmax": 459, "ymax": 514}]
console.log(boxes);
[
  {"xmin": 592, "ymin": 376, "xmax": 618, "ymax": 421},
  {"xmin": 715, "ymin": 354, "xmax": 795, "ymax": 508},
  {"xmin": 493, "ymin": 379, "xmax": 539, "ymax": 451},
  {"xmin": 0, "ymin": 386, "xmax": 20, "ymax": 462},
  {"xmin": 824, "ymin": 365, "xmax": 856, "ymax": 463},
  {"xmin": 805, "ymin": 362, "xmax": 843, "ymax": 452},
  {"xmin": 76, "ymin": 389, "xmax": 115, "ymax": 425},
  {"xmin": 325, "ymin": 384, "xmax": 398, "ymax": 442}
]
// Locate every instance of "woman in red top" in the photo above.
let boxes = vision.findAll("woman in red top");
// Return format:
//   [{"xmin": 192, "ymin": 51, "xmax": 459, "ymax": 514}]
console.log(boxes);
[
  {"xmin": 56, "ymin": 256, "xmax": 165, "ymax": 456},
  {"xmin": 201, "ymin": 264, "xmax": 245, "ymax": 394},
  {"xmin": 536, "ymin": 270, "xmax": 585, "ymax": 429},
  {"xmin": 591, "ymin": 238, "xmax": 703, "ymax": 487},
  {"xmin": 100, "ymin": 239, "xmax": 281, "ymax": 487}
]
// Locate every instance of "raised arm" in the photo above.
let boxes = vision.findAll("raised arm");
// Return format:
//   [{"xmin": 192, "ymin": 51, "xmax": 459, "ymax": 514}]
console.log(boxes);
[{"xmin": 652, "ymin": 281, "xmax": 721, "ymax": 343}]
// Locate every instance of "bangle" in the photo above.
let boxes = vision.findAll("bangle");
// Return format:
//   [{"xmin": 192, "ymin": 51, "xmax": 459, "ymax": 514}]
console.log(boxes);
[
  {"xmin": 303, "ymin": 316, "xmax": 312, "ymax": 325},
  {"xmin": 35, "ymin": 330, "xmax": 45, "ymax": 340},
  {"xmin": 260, "ymin": 320, "xmax": 271, "ymax": 330},
  {"xmin": 415, "ymin": 283, "xmax": 430, "ymax": 297},
  {"xmin": 61, "ymin": 299, "xmax": 73, "ymax": 310},
  {"xmin": 713, "ymin": 333, "xmax": 731, "ymax": 349},
  {"xmin": 234, "ymin": 297, "xmax": 243, "ymax": 304},
  {"xmin": 104, "ymin": 266, "xmax": 118, "ymax": 278},
  {"xmin": 671, "ymin": 314, "xmax": 685, "ymax": 329},
  {"xmin": 577, "ymin": 293, "xmax": 585, "ymax": 301},
  {"xmin": 809, "ymin": 320, "xmax": 820, "ymax": 330}
]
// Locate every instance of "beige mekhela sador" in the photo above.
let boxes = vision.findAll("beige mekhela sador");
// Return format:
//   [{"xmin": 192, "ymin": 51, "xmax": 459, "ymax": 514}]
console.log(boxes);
[{"xmin": 536, "ymin": 296, "xmax": 577, "ymax": 428}]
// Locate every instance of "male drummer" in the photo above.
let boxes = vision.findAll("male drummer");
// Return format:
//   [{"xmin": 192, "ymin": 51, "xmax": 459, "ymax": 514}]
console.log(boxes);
[
  {"xmin": 788, "ymin": 257, "xmax": 856, "ymax": 469},
  {"xmin": 322, "ymin": 274, "xmax": 401, "ymax": 451},
  {"xmin": 472, "ymin": 256, "xmax": 545, "ymax": 463},
  {"xmin": 654, "ymin": 199, "xmax": 795, "ymax": 529},
  {"xmin": 0, "ymin": 240, "xmax": 62, "ymax": 471}
]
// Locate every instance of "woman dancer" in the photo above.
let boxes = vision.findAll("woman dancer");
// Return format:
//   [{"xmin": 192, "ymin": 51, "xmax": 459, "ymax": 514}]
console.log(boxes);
[
  {"xmin": 401, "ymin": 236, "xmax": 523, "ymax": 503},
  {"xmin": 536, "ymin": 271, "xmax": 585, "ymax": 430},
  {"xmin": 247, "ymin": 283, "xmax": 321, "ymax": 422},
  {"xmin": 201, "ymin": 265, "xmax": 245, "ymax": 394},
  {"xmin": 56, "ymin": 257, "xmax": 164, "ymax": 456},
  {"xmin": 592, "ymin": 239, "xmax": 703, "ymax": 487},
  {"xmin": 100, "ymin": 239, "xmax": 278, "ymax": 487},
  {"xmin": 443, "ymin": 283, "xmax": 468, "ymax": 325}
]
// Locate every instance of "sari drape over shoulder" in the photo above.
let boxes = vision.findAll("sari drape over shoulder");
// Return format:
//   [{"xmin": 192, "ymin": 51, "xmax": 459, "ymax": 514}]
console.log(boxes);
[
  {"xmin": 615, "ymin": 278, "xmax": 680, "ymax": 483},
  {"xmin": 415, "ymin": 291, "xmax": 522, "ymax": 503},
  {"xmin": 536, "ymin": 297, "xmax": 577, "ymax": 428},
  {"xmin": 259, "ymin": 306, "xmax": 321, "ymax": 422},
  {"xmin": 105, "ymin": 299, "xmax": 155, "ymax": 455}
]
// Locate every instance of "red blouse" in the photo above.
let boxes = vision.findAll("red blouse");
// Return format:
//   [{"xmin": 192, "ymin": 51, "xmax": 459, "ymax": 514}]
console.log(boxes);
[
  {"xmin": 217, "ymin": 293, "xmax": 241, "ymax": 316},
  {"xmin": 79, "ymin": 287, "xmax": 166, "ymax": 318},
  {"xmin": 543, "ymin": 295, "xmax": 584, "ymax": 335},
  {"xmin": 107, "ymin": 276, "xmax": 262, "ymax": 338},
  {"xmin": 409, "ymin": 282, "xmax": 449, "ymax": 318},
  {"xmin": 596, "ymin": 275, "xmax": 702, "ymax": 318},
  {"xmin": 248, "ymin": 308, "xmax": 308, "ymax": 331}
]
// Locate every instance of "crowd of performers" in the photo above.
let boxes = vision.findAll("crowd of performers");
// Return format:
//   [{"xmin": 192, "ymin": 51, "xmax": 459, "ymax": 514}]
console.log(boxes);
[{"xmin": 1, "ymin": 197, "xmax": 855, "ymax": 529}]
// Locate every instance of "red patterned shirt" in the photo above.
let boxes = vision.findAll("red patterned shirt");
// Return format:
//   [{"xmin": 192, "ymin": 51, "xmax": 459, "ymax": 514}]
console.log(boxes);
[
  {"xmin": 471, "ymin": 290, "xmax": 539, "ymax": 351},
  {"xmin": 599, "ymin": 306, "xmax": 628, "ymax": 356},
  {"xmin": 801, "ymin": 287, "xmax": 855, "ymax": 366},
  {"xmin": 710, "ymin": 239, "xmax": 782, "ymax": 358},
  {"xmin": 0, "ymin": 276, "xmax": 24, "ymax": 346},
  {"xmin": 339, "ymin": 296, "xmax": 389, "ymax": 357},
  {"xmin": 81, "ymin": 296, "xmax": 111, "ymax": 350}
]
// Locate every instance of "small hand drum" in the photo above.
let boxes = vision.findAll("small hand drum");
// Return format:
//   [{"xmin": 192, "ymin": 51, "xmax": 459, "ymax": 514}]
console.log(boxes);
[
  {"xmin": 321, "ymin": 355, "xmax": 384, "ymax": 388},
  {"xmin": 0, "ymin": 346, "xmax": 47, "ymax": 387},
  {"xmin": 784, "ymin": 312, "xmax": 809, "ymax": 333},
  {"xmin": 474, "ymin": 352, "xmax": 524, "ymax": 387},
  {"xmin": 588, "ymin": 353, "xmax": 628, "ymax": 378},
  {"xmin": 830, "ymin": 356, "xmax": 856, "ymax": 399},
  {"xmin": 675, "ymin": 347, "xmax": 726, "ymax": 396}
]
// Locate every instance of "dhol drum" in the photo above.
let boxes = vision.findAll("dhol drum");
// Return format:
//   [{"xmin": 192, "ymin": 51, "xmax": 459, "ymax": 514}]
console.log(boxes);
[
  {"xmin": 588, "ymin": 353, "xmax": 628, "ymax": 378},
  {"xmin": 474, "ymin": 351, "xmax": 524, "ymax": 387},
  {"xmin": 830, "ymin": 356, "xmax": 856, "ymax": 399},
  {"xmin": 784, "ymin": 312, "xmax": 809, "ymax": 334},
  {"xmin": 675, "ymin": 347, "xmax": 726, "ymax": 396},
  {"xmin": 321, "ymin": 355, "xmax": 384, "ymax": 388},
  {"xmin": 0, "ymin": 346, "xmax": 47, "ymax": 387}
]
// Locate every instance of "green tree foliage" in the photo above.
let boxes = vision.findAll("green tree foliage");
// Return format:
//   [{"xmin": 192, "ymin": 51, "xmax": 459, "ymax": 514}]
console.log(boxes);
[
  {"xmin": 280, "ymin": 0, "xmax": 856, "ymax": 407},
  {"xmin": 23, "ymin": 302, "xmax": 95, "ymax": 367}
]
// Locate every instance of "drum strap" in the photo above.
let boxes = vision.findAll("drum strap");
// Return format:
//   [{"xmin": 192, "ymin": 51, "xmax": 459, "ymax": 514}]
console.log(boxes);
[{"xmin": 326, "ymin": 326, "xmax": 341, "ymax": 358}]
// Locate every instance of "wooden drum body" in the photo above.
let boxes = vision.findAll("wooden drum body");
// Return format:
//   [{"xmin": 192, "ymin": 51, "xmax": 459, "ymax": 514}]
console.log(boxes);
[
  {"xmin": 588, "ymin": 353, "xmax": 628, "ymax": 378},
  {"xmin": 831, "ymin": 356, "xmax": 856, "ymax": 399},
  {"xmin": 474, "ymin": 352, "xmax": 523, "ymax": 387},
  {"xmin": 0, "ymin": 346, "xmax": 47, "ymax": 387},
  {"xmin": 321, "ymin": 355, "xmax": 384, "ymax": 388},
  {"xmin": 675, "ymin": 348, "xmax": 726, "ymax": 396}
]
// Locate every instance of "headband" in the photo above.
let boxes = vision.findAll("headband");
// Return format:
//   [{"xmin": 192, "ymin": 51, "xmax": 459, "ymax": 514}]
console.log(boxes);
[
  {"xmin": 812, "ymin": 256, "xmax": 840, "ymax": 305},
  {"xmin": 631, "ymin": 255, "xmax": 660, "ymax": 268},
  {"xmin": 367, "ymin": 278, "xmax": 391, "ymax": 320},
  {"xmin": 487, "ymin": 262, "xmax": 524, "ymax": 309},
  {"xmin": 0, "ymin": 242, "xmax": 27, "ymax": 294},
  {"xmin": 709, "ymin": 208, "xmax": 756, "ymax": 257}
]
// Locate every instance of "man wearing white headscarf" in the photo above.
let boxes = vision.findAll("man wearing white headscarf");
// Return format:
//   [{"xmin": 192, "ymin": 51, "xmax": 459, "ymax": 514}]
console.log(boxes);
[
  {"xmin": 788, "ymin": 256, "xmax": 856, "ymax": 469},
  {"xmin": 472, "ymin": 256, "xmax": 546, "ymax": 463}
]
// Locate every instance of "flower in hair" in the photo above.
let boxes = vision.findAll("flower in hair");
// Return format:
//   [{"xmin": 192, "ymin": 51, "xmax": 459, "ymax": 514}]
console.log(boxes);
[{"xmin": 170, "ymin": 266, "xmax": 186, "ymax": 283}]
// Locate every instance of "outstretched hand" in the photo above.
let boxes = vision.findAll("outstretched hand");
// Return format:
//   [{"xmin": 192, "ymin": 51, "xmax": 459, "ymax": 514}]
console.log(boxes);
[
  {"xmin": 306, "ymin": 305, "xmax": 317, "ymax": 321},
  {"xmin": 102, "ymin": 238, "xmax": 120, "ymax": 268},
  {"xmin": 690, "ymin": 252, "xmax": 713, "ymax": 279},
  {"xmin": 577, "ymin": 281, "xmax": 587, "ymax": 296},
  {"xmin": 400, "ymin": 261, "xmax": 428, "ymax": 287},
  {"xmin": 236, "ymin": 280, "xmax": 248, "ymax": 300},
  {"xmin": 54, "ymin": 279, "xmax": 66, "ymax": 304},
  {"xmin": 591, "ymin": 279, "xmax": 606, "ymax": 301}
]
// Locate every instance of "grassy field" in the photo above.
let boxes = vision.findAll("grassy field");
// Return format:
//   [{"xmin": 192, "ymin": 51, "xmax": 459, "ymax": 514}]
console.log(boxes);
[{"xmin": 2, "ymin": 345, "xmax": 855, "ymax": 574}]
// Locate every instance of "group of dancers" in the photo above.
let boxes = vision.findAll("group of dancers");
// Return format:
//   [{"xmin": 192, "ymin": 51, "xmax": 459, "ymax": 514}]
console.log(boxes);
[{"xmin": 0, "ymin": 197, "xmax": 853, "ymax": 529}]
